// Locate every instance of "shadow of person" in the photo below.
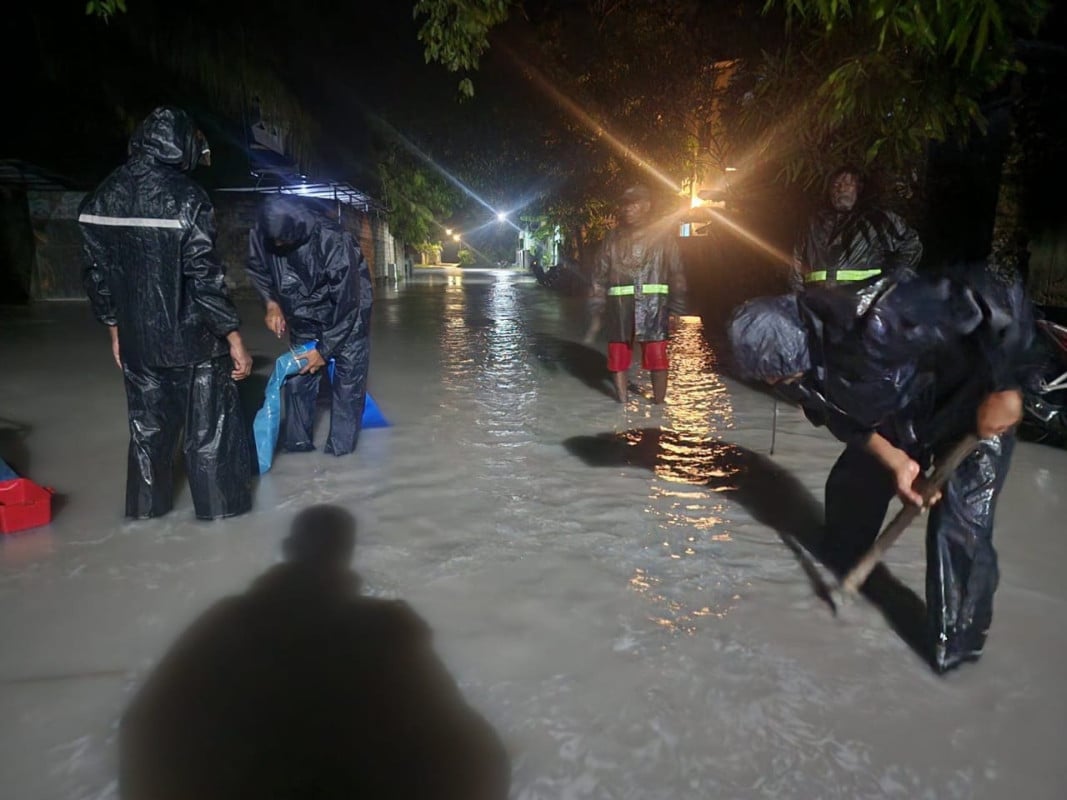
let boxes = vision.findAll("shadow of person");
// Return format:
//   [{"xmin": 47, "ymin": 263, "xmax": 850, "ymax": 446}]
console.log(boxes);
[
  {"xmin": 562, "ymin": 428, "xmax": 931, "ymax": 664},
  {"xmin": 119, "ymin": 505, "xmax": 509, "ymax": 800},
  {"xmin": 529, "ymin": 333, "xmax": 616, "ymax": 399}
]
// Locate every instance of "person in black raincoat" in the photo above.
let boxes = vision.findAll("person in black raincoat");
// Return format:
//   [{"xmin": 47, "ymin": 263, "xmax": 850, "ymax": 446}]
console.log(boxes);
[
  {"xmin": 246, "ymin": 195, "xmax": 373, "ymax": 457},
  {"xmin": 584, "ymin": 185, "xmax": 688, "ymax": 404},
  {"xmin": 79, "ymin": 106, "xmax": 253, "ymax": 521},
  {"xmin": 791, "ymin": 166, "xmax": 923, "ymax": 291},
  {"xmin": 728, "ymin": 266, "xmax": 1036, "ymax": 673}
]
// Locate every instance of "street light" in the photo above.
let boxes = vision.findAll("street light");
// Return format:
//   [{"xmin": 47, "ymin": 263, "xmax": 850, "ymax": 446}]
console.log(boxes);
[
  {"xmin": 452, "ymin": 234, "xmax": 461, "ymax": 242},
  {"xmin": 496, "ymin": 212, "xmax": 507, "ymax": 222},
  {"xmin": 445, "ymin": 228, "xmax": 453, "ymax": 235}
]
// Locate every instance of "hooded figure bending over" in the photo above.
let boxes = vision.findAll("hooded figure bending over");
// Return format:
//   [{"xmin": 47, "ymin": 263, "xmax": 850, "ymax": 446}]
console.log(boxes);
[
  {"xmin": 246, "ymin": 195, "xmax": 374, "ymax": 457},
  {"xmin": 728, "ymin": 268, "xmax": 1036, "ymax": 673},
  {"xmin": 79, "ymin": 106, "xmax": 253, "ymax": 521}
]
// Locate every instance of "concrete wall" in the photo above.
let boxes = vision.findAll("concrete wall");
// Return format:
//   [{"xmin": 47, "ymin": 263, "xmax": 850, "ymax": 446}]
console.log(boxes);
[
  {"xmin": 26, "ymin": 191, "xmax": 86, "ymax": 300},
  {"xmin": 1029, "ymin": 224, "xmax": 1067, "ymax": 307},
  {"xmin": 0, "ymin": 187, "xmax": 36, "ymax": 304}
]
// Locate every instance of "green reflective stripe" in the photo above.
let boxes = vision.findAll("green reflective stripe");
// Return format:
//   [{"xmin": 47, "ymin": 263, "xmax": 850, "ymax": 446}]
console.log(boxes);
[
  {"xmin": 607, "ymin": 284, "xmax": 669, "ymax": 296},
  {"xmin": 805, "ymin": 269, "xmax": 882, "ymax": 284}
]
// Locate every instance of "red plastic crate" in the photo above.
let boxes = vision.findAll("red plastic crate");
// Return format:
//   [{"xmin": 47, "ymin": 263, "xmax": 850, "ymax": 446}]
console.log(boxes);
[{"xmin": 0, "ymin": 479, "xmax": 54, "ymax": 534}]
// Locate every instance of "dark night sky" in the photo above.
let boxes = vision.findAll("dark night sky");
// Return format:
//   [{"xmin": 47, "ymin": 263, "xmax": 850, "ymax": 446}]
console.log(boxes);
[
  {"xmin": 5, "ymin": 0, "xmax": 1064, "ymax": 252},
  {"xmin": 1, "ymin": 0, "xmax": 533, "ymax": 200}
]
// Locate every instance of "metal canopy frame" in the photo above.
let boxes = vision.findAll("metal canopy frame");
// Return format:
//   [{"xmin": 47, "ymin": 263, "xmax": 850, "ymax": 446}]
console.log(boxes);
[
  {"xmin": 216, "ymin": 181, "xmax": 387, "ymax": 215},
  {"xmin": 0, "ymin": 159, "xmax": 77, "ymax": 191}
]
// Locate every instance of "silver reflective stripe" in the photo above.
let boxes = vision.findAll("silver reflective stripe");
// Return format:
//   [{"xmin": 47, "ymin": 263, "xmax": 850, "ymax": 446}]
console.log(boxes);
[{"xmin": 78, "ymin": 213, "xmax": 183, "ymax": 229}]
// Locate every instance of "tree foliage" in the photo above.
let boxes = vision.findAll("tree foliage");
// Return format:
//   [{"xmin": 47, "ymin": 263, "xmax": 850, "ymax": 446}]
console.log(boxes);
[
  {"xmin": 423, "ymin": 1, "xmax": 772, "ymax": 259},
  {"xmin": 377, "ymin": 146, "xmax": 459, "ymax": 251},
  {"xmin": 85, "ymin": 0, "xmax": 126, "ymax": 22},
  {"xmin": 413, "ymin": 0, "xmax": 514, "ymax": 97},
  {"xmin": 729, "ymin": 0, "xmax": 1051, "ymax": 188}
]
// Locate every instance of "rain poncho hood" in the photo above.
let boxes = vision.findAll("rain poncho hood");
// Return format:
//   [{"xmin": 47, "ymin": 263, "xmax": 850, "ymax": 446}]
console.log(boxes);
[
  {"xmin": 731, "ymin": 266, "xmax": 1037, "ymax": 449},
  {"xmin": 728, "ymin": 294, "xmax": 812, "ymax": 381},
  {"xmin": 79, "ymin": 106, "xmax": 240, "ymax": 369},
  {"xmin": 128, "ymin": 106, "xmax": 206, "ymax": 173},
  {"xmin": 258, "ymin": 194, "xmax": 318, "ymax": 249}
]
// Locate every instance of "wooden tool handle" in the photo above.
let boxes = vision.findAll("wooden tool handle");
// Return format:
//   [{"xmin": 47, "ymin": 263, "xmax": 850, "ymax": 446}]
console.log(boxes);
[{"xmin": 838, "ymin": 434, "xmax": 980, "ymax": 594}]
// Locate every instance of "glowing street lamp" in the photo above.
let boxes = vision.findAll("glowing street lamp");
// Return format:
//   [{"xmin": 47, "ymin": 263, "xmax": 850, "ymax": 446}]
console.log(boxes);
[
  {"xmin": 496, "ymin": 212, "xmax": 507, "ymax": 222},
  {"xmin": 445, "ymin": 228, "xmax": 453, "ymax": 235},
  {"xmin": 452, "ymin": 234, "xmax": 461, "ymax": 242}
]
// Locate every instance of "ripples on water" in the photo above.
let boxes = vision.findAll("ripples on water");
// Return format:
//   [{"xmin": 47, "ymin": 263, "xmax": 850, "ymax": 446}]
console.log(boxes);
[
  {"xmin": 2, "ymin": 272, "xmax": 1059, "ymax": 800},
  {"xmin": 369, "ymin": 269, "xmax": 1008, "ymax": 799}
]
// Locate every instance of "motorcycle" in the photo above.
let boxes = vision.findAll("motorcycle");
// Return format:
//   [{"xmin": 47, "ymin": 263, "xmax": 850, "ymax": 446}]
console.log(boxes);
[
  {"xmin": 1020, "ymin": 317, "xmax": 1067, "ymax": 446},
  {"xmin": 530, "ymin": 257, "xmax": 590, "ymax": 296}
]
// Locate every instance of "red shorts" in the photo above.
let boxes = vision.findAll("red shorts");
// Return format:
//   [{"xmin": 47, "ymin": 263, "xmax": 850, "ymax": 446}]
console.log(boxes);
[{"xmin": 607, "ymin": 340, "xmax": 669, "ymax": 372}]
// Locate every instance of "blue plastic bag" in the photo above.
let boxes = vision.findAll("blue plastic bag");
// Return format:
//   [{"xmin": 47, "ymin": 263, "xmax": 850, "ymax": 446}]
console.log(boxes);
[
  {"xmin": 0, "ymin": 457, "xmax": 17, "ymax": 482},
  {"xmin": 253, "ymin": 341, "xmax": 317, "ymax": 474},
  {"xmin": 362, "ymin": 392, "xmax": 389, "ymax": 428},
  {"xmin": 324, "ymin": 353, "xmax": 390, "ymax": 429},
  {"xmin": 253, "ymin": 342, "xmax": 390, "ymax": 473}
]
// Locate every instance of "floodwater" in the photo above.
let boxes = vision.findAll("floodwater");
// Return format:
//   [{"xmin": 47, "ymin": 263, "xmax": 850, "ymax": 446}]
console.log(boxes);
[{"xmin": 1, "ymin": 267, "xmax": 1065, "ymax": 799}]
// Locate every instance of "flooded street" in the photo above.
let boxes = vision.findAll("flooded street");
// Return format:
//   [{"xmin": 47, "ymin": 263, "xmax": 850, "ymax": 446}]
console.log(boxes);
[{"xmin": 2, "ymin": 267, "xmax": 1066, "ymax": 799}]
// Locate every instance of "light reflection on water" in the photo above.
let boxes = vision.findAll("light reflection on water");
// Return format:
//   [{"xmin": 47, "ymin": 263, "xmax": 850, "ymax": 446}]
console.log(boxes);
[
  {"xmin": 623, "ymin": 316, "xmax": 745, "ymax": 633},
  {"xmin": 423, "ymin": 272, "xmax": 752, "ymax": 634},
  {"xmin": 4, "ymin": 271, "xmax": 1057, "ymax": 800},
  {"xmin": 370, "ymin": 268, "xmax": 1057, "ymax": 799}
]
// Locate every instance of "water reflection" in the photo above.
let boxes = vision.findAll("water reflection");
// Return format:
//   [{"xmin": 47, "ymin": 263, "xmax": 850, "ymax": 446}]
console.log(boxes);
[
  {"xmin": 431, "ymin": 271, "xmax": 541, "ymax": 494},
  {"xmin": 663, "ymin": 316, "xmax": 735, "ymax": 444},
  {"xmin": 477, "ymin": 274, "xmax": 538, "ymax": 448},
  {"xmin": 650, "ymin": 318, "xmax": 741, "ymax": 622},
  {"xmin": 564, "ymin": 428, "xmax": 831, "ymax": 628}
]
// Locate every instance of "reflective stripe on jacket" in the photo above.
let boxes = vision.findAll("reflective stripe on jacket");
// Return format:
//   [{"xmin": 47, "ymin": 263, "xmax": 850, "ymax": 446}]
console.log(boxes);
[
  {"xmin": 607, "ymin": 284, "xmax": 669, "ymax": 296},
  {"xmin": 804, "ymin": 269, "xmax": 883, "ymax": 284}
]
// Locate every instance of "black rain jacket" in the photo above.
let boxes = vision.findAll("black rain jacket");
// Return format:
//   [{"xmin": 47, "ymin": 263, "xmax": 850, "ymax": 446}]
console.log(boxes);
[
  {"xmin": 589, "ymin": 223, "xmax": 688, "ymax": 342},
  {"xmin": 791, "ymin": 205, "xmax": 922, "ymax": 290},
  {"xmin": 246, "ymin": 196, "xmax": 373, "ymax": 361},
  {"xmin": 731, "ymin": 268, "xmax": 1038, "ymax": 453},
  {"xmin": 79, "ymin": 106, "xmax": 240, "ymax": 369}
]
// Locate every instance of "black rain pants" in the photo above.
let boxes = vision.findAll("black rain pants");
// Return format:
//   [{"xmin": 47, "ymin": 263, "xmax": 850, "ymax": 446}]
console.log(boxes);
[
  {"xmin": 282, "ymin": 336, "xmax": 370, "ymax": 457},
  {"xmin": 822, "ymin": 434, "xmax": 1014, "ymax": 673},
  {"xmin": 123, "ymin": 356, "xmax": 252, "ymax": 520}
]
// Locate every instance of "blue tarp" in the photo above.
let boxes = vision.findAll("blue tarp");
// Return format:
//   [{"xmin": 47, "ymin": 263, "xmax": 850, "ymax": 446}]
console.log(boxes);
[
  {"xmin": 0, "ymin": 457, "xmax": 17, "ymax": 482},
  {"xmin": 253, "ymin": 342, "xmax": 390, "ymax": 474},
  {"xmin": 253, "ymin": 344, "xmax": 312, "ymax": 474}
]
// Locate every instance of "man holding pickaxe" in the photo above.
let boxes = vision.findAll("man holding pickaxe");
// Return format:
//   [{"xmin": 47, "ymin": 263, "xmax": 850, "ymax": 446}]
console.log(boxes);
[{"xmin": 728, "ymin": 264, "xmax": 1036, "ymax": 673}]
